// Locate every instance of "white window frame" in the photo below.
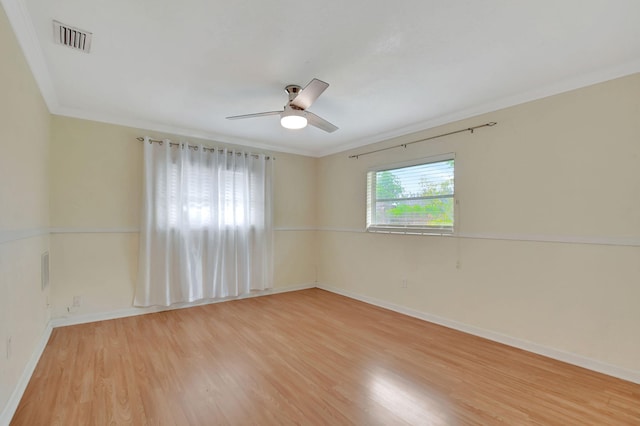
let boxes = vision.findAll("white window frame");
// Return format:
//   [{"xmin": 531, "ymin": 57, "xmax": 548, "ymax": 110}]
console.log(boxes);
[{"xmin": 366, "ymin": 153, "xmax": 455, "ymax": 235}]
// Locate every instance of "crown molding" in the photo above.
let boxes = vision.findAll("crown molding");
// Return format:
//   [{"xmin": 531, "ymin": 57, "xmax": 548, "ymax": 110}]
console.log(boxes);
[
  {"xmin": 5, "ymin": 0, "xmax": 640, "ymax": 159},
  {"xmin": 316, "ymin": 60, "xmax": 640, "ymax": 158},
  {"xmin": 2, "ymin": 0, "xmax": 316, "ymax": 159},
  {"xmin": 1, "ymin": 0, "xmax": 59, "ymax": 112},
  {"xmin": 52, "ymin": 105, "xmax": 318, "ymax": 158}
]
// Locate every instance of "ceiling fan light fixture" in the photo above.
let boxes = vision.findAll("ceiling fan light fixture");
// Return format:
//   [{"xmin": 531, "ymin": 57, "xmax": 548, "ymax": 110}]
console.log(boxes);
[
  {"xmin": 226, "ymin": 79, "xmax": 337, "ymax": 133},
  {"xmin": 280, "ymin": 110, "xmax": 307, "ymax": 130}
]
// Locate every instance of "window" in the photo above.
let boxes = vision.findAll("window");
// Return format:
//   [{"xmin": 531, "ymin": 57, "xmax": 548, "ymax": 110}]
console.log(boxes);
[
  {"xmin": 165, "ymin": 163, "xmax": 248, "ymax": 228},
  {"xmin": 136, "ymin": 139, "xmax": 273, "ymax": 307},
  {"xmin": 366, "ymin": 154, "xmax": 455, "ymax": 234}
]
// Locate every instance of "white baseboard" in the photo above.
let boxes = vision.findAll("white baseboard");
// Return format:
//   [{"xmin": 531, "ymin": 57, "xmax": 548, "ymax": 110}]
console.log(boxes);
[
  {"xmin": 51, "ymin": 283, "xmax": 316, "ymax": 328},
  {"xmin": 0, "ymin": 322, "xmax": 53, "ymax": 426},
  {"xmin": 0, "ymin": 284, "xmax": 314, "ymax": 425},
  {"xmin": 317, "ymin": 283, "xmax": 640, "ymax": 385},
  {"xmin": 5, "ymin": 281, "xmax": 635, "ymax": 426}
]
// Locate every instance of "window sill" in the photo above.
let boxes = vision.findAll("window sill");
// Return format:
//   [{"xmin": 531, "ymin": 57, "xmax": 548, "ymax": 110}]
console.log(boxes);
[{"xmin": 366, "ymin": 226, "xmax": 454, "ymax": 236}]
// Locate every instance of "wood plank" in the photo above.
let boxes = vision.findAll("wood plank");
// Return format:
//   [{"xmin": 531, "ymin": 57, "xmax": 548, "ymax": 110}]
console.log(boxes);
[{"xmin": 11, "ymin": 289, "xmax": 640, "ymax": 425}]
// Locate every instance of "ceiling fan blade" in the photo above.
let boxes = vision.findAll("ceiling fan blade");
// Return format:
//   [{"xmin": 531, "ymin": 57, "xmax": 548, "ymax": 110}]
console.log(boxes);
[
  {"xmin": 306, "ymin": 111, "xmax": 338, "ymax": 133},
  {"xmin": 226, "ymin": 110, "xmax": 282, "ymax": 120},
  {"xmin": 290, "ymin": 78, "xmax": 329, "ymax": 110}
]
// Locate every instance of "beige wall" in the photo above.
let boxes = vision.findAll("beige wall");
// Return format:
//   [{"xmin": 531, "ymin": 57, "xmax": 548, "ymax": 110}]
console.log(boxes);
[
  {"xmin": 0, "ymin": 4, "xmax": 51, "ymax": 417},
  {"xmin": 317, "ymin": 73, "xmax": 640, "ymax": 373},
  {"xmin": 49, "ymin": 116, "xmax": 318, "ymax": 318},
  {"xmin": 3, "ymin": 0, "xmax": 639, "ymax": 413}
]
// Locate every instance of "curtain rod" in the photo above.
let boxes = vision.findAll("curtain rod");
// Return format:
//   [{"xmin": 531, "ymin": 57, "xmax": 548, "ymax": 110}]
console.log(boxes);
[
  {"xmin": 348, "ymin": 122, "xmax": 497, "ymax": 159},
  {"xmin": 136, "ymin": 137, "xmax": 275, "ymax": 160}
]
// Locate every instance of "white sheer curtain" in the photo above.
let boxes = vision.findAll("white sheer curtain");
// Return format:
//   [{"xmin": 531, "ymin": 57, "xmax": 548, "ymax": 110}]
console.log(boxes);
[{"xmin": 135, "ymin": 138, "xmax": 273, "ymax": 307}]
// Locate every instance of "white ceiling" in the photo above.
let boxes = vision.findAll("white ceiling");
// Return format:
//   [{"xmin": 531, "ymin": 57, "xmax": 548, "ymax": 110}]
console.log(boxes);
[{"xmin": 4, "ymin": 0, "xmax": 640, "ymax": 156}]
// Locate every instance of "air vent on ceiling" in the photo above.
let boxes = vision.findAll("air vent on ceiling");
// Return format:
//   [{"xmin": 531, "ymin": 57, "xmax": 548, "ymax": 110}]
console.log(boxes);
[{"xmin": 53, "ymin": 20, "xmax": 92, "ymax": 53}]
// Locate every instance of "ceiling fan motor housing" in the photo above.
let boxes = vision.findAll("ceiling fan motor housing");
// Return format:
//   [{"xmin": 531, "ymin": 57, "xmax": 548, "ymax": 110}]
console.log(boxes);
[{"xmin": 285, "ymin": 85, "xmax": 303, "ymax": 104}]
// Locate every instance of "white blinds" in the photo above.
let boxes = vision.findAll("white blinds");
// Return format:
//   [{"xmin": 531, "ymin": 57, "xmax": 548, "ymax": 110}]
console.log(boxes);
[{"xmin": 367, "ymin": 154, "xmax": 455, "ymax": 234}]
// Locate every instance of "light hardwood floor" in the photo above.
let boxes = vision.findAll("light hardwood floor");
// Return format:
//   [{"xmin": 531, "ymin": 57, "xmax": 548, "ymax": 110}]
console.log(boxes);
[{"xmin": 12, "ymin": 289, "xmax": 640, "ymax": 425}]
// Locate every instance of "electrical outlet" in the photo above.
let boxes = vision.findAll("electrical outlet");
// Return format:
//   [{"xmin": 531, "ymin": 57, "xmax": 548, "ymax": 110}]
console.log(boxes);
[
  {"xmin": 6, "ymin": 336, "xmax": 11, "ymax": 360},
  {"xmin": 401, "ymin": 279, "xmax": 408, "ymax": 288},
  {"xmin": 72, "ymin": 296, "xmax": 82, "ymax": 307}
]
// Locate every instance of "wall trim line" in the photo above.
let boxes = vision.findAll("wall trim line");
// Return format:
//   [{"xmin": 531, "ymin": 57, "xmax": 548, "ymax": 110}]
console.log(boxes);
[
  {"xmin": 49, "ymin": 227, "xmax": 319, "ymax": 234},
  {"xmin": 317, "ymin": 284, "xmax": 640, "ymax": 385},
  {"xmin": 3, "ymin": 227, "xmax": 637, "ymax": 248},
  {"xmin": 317, "ymin": 227, "xmax": 640, "ymax": 247},
  {"xmin": 0, "ymin": 322, "xmax": 53, "ymax": 426},
  {"xmin": 457, "ymin": 232, "xmax": 640, "ymax": 247},
  {"xmin": 49, "ymin": 227, "xmax": 139, "ymax": 234},
  {"xmin": 0, "ymin": 228, "xmax": 49, "ymax": 245}
]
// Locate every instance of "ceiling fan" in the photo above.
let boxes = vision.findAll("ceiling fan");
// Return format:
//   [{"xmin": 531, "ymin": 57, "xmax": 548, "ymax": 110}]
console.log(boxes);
[{"xmin": 226, "ymin": 78, "xmax": 338, "ymax": 133}]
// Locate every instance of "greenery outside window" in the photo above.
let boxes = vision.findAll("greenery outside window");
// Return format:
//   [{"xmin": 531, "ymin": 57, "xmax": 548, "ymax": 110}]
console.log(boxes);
[{"xmin": 366, "ymin": 153, "xmax": 455, "ymax": 234}]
